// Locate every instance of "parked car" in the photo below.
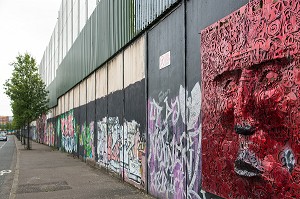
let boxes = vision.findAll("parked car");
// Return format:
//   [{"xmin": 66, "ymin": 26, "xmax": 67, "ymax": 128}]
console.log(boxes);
[{"xmin": 0, "ymin": 131, "xmax": 7, "ymax": 141}]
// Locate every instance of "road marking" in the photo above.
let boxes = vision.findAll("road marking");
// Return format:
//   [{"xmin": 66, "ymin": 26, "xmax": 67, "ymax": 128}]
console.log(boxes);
[
  {"xmin": 0, "ymin": 170, "xmax": 12, "ymax": 176},
  {"xmin": 0, "ymin": 141, "xmax": 7, "ymax": 149}
]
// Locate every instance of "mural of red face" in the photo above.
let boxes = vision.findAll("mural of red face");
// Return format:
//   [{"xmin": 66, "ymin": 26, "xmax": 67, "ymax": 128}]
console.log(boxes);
[{"xmin": 201, "ymin": 0, "xmax": 300, "ymax": 198}]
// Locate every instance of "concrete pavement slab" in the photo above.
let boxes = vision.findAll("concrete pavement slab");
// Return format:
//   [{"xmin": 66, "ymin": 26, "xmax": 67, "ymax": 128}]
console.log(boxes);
[{"xmin": 12, "ymin": 137, "xmax": 154, "ymax": 199}]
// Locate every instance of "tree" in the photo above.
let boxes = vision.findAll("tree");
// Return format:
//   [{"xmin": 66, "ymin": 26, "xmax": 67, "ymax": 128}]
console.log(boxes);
[{"xmin": 4, "ymin": 53, "xmax": 49, "ymax": 149}]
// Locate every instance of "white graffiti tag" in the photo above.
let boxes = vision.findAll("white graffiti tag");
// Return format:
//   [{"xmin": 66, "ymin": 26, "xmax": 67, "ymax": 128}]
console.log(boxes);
[
  {"xmin": 97, "ymin": 117, "xmax": 146, "ymax": 186},
  {"xmin": 148, "ymin": 82, "xmax": 202, "ymax": 199}
]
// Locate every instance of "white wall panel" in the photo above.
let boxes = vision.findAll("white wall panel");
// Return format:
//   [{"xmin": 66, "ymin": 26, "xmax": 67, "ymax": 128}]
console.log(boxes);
[
  {"xmin": 61, "ymin": 95, "xmax": 65, "ymax": 114},
  {"xmin": 57, "ymin": 97, "xmax": 62, "ymax": 115},
  {"xmin": 87, "ymin": 72, "xmax": 96, "ymax": 103},
  {"xmin": 64, "ymin": 92, "xmax": 69, "ymax": 112},
  {"xmin": 74, "ymin": 84, "xmax": 80, "ymax": 108},
  {"xmin": 69, "ymin": 89, "xmax": 74, "ymax": 110},
  {"xmin": 124, "ymin": 35, "xmax": 145, "ymax": 88},
  {"xmin": 80, "ymin": 79, "xmax": 87, "ymax": 106},
  {"xmin": 108, "ymin": 52, "xmax": 123, "ymax": 94},
  {"xmin": 95, "ymin": 64, "xmax": 107, "ymax": 99}
]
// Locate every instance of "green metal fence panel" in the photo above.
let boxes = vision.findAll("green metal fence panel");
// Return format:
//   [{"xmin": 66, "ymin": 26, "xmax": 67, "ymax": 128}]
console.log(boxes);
[
  {"xmin": 47, "ymin": 80, "xmax": 57, "ymax": 107},
  {"xmin": 46, "ymin": 0, "xmax": 180, "ymax": 108}
]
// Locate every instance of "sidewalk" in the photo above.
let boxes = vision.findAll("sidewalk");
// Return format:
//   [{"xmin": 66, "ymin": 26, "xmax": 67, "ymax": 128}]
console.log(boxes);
[{"xmin": 11, "ymin": 137, "xmax": 154, "ymax": 199}]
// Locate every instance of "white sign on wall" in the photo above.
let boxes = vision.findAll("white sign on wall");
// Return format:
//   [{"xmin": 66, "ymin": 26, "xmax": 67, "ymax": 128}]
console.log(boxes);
[{"xmin": 159, "ymin": 51, "xmax": 171, "ymax": 70}]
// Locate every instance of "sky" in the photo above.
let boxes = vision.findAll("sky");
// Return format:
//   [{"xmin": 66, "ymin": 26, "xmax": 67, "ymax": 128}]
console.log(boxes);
[{"xmin": 0, "ymin": 0, "xmax": 61, "ymax": 116}]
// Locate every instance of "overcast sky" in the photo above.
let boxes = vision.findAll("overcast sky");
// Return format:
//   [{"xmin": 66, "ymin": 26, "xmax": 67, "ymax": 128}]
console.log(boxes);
[{"xmin": 0, "ymin": 0, "xmax": 61, "ymax": 116}]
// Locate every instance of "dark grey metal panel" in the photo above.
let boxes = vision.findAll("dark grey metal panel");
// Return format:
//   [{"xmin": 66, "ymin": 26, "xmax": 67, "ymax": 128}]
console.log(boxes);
[
  {"xmin": 124, "ymin": 79, "xmax": 146, "ymax": 189},
  {"xmin": 186, "ymin": 0, "xmax": 249, "ymax": 89},
  {"xmin": 107, "ymin": 89, "xmax": 124, "ymax": 176},
  {"xmin": 147, "ymin": 5, "xmax": 185, "ymax": 198},
  {"xmin": 95, "ymin": 97, "xmax": 107, "ymax": 165},
  {"xmin": 148, "ymin": 6, "xmax": 185, "ymax": 98}
]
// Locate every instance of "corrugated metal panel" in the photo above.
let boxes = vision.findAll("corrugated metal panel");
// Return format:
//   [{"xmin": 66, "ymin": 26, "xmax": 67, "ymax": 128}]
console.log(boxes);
[
  {"xmin": 133, "ymin": 0, "xmax": 179, "ymax": 33},
  {"xmin": 124, "ymin": 35, "xmax": 145, "ymax": 88},
  {"xmin": 95, "ymin": 1, "xmax": 109, "ymax": 68},
  {"xmin": 74, "ymin": 84, "xmax": 80, "ymax": 108},
  {"xmin": 80, "ymin": 80, "xmax": 87, "ymax": 106},
  {"xmin": 87, "ymin": 72, "xmax": 96, "ymax": 103},
  {"xmin": 108, "ymin": 52, "xmax": 123, "ymax": 94},
  {"xmin": 47, "ymin": 80, "xmax": 57, "ymax": 107},
  {"xmin": 95, "ymin": 64, "xmax": 107, "ymax": 99},
  {"xmin": 44, "ymin": 0, "xmax": 181, "ymax": 107},
  {"xmin": 90, "ymin": 12, "xmax": 97, "ymax": 77}
]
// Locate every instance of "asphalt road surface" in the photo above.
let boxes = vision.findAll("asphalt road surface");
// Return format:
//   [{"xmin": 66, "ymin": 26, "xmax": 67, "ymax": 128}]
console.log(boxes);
[{"xmin": 0, "ymin": 135, "xmax": 16, "ymax": 199}]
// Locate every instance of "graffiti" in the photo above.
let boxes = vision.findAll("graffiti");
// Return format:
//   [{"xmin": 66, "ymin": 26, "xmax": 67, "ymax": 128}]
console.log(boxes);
[
  {"xmin": 148, "ymin": 82, "xmax": 201, "ymax": 199},
  {"xmin": 46, "ymin": 122, "xmax": 55, "ymax": 146},
  {"xmin": 79, "ymin": 121, "xmax": 95, "ymax": 160},
  {"xmin": 97, "ymin": 117, "xmax": 146, "ymax": 187},
  {"xmin": 60, "ymin": 111, "xmax": 78, "ymax": 153},
  {"xmin": 158, "ymin": 89, "xmax": 171, "ymax": 103},
  {"xmin": 86, "ymin": 121, "xmax": 95, "ymax": 159},
  {"xmin": 97, "ymin": 118, "xmax": 108, "ymax": 167},
  {"xmin": 43, "ymin": 116, "xmax": 47, "ymax": 144},
  {"xmin": 79, "ymin": 123, "xmax": 86, "ymax": 157},
  {"xmin": 107, "ymin": 117, "xmax": 122, "ymax": 172},
  {"xmin": 201, "ymin": 0, "xmax": 300, "ymax": 198},
  {"xmin": 36, "ymin": 115, "xmax": 47, "ymax": 143},
  {"xmin": 123, "ymin": 120, "xmax": 146, "ymax": 186},
  {"xmin": 31, "ymin": 126, "xmax": 37, "ymax": 141}
]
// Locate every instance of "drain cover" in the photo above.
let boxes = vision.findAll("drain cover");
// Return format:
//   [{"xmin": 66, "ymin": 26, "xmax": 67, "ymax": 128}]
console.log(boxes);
[{"xmin": 17, "ymin": 181, "xmax": 72, "ymax": 193}]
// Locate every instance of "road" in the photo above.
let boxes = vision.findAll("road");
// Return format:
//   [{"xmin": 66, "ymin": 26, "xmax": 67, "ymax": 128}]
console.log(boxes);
[{"xmin": 0, "ymin": 135, "xmax": 16, "ymax": 199}]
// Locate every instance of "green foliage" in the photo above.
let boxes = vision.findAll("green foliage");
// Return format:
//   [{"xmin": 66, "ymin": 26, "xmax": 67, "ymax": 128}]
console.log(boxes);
[
  {"xmin": 0, "ymin": 122, "xmax": 13, "ymax": 130},
  {"xmin": 4, "ymin": 53, "xmax": 49, "ymax": 129}
]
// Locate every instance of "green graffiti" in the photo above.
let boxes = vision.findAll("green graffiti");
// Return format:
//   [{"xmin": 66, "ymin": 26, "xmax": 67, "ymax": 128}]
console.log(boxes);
[
  {"xmin": 79, "ymin": 121, "xmax": 94, "ymax": 159},
  {"xmin": 57, "ymin": 116, "xmax": 61, "ymax": 138}
]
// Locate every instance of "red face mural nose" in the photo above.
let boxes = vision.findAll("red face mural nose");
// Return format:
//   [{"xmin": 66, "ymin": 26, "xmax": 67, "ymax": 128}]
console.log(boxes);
[{"xmin": 234, "ymin": 124, "xmax": 255, "ymax": 135}]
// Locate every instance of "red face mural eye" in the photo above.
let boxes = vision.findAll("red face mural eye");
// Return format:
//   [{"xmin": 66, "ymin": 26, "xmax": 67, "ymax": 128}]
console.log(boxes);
[
  {"xmin": 259, "ymin": 70, "xmax": 279, "ymax": 88},
  {"xmin": 213, "ymin": 71, "xmax": 241, "ymax": 131},
  {"xmin": 215, "ymin": 70, "xmax": 241, "ymax": 96},
  {"xmin": 224, "ymin": 79, "xmax": 233, "ymax": 90}
]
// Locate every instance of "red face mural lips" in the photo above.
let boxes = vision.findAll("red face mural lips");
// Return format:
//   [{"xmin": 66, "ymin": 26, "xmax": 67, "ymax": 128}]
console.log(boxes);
[
  {"xmin": 234, "ymin": 124, "xmax": 264, "ymax": 177},
  {"xmin": 234, "ymin": 149, "xmax": 264, "ymax": 177}
]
